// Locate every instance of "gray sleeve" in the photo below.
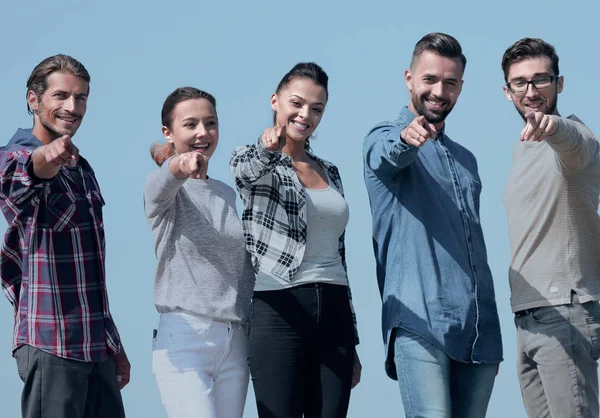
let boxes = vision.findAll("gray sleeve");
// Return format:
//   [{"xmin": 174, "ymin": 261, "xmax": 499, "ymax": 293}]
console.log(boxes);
[
  {"xmin": 144, "ymin": 159, "xmax": 187, "ymax": 219},
  {"xmin": 546, "ymin": 115, "xmax": 599, "ymax": 174}
]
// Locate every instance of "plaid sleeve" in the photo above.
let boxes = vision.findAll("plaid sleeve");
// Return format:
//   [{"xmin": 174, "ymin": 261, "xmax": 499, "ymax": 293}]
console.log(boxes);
[
  {"xmin": 230, "ymin": 141, "xmax": 282, "ymax": 189},
  {"xmin": 0, "ymin": 149, "xmax": 46, "ymax": 214}
]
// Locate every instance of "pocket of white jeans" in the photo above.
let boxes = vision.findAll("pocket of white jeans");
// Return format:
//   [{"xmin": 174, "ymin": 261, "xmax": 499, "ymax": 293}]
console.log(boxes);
[
  {"xmin": 158, "ymin": 313, "xmax": 213, "ymax": 341},
  {"xmin": 585, "ymin": 317, "xmax": 600, "ymax": 360}
]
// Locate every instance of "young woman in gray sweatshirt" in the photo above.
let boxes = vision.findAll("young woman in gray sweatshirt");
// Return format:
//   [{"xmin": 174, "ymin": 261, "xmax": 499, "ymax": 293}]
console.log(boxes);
[{"xmin": 144, "ymin": 87, "xmax": 254, "ymax": 418}]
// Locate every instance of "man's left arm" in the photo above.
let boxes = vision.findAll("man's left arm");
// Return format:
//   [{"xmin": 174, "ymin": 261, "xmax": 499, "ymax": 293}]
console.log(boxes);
[
  {"xmin": 521, "ymin": 111, "xmax": 598, "ymax": 173},
  {"xmin": 546, "ymin": 115, "xmax": 599, "ymax": 173}
]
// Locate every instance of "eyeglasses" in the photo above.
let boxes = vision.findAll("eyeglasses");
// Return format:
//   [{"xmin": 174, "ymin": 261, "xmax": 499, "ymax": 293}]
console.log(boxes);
[{"xmin": 506, "ymin": 75, "xmax": 558, "ymax": 93}]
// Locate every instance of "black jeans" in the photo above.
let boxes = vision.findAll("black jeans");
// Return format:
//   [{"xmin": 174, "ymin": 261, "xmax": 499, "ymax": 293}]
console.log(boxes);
[
  {"xmin": 14, "ymin": 345, "xmax": 125, "ymax": 418},
  {"xmin": 249, "ymin": 283, "xmax": 355, "ymax": 418}
]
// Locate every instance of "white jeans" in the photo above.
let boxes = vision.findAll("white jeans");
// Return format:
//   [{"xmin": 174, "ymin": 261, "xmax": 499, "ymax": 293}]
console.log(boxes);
[{"xmin": 152, "ymin": 312, "xmax": 250, "ymax": 418}]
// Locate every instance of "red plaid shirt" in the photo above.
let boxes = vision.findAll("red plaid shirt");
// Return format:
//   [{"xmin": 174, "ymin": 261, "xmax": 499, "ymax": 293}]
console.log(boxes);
[{"xmin": 0, "ymin": 129, "xmax": 121, "ymax": 362}]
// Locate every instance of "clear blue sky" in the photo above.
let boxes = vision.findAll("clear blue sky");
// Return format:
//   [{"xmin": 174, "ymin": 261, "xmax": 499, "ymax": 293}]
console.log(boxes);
[{"xmin": 1, "ymin": 0, "xmax": 598, "ymax": 416}]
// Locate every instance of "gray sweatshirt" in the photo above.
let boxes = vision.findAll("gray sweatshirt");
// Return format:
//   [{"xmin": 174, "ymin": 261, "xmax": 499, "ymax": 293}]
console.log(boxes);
[
  {"xmin": 504, "ymin": 115, "xmax": 600, "ymax": 312},
  {"xmin": 144, "ymin": 161, "xmax": 254, "ymax": 323}
]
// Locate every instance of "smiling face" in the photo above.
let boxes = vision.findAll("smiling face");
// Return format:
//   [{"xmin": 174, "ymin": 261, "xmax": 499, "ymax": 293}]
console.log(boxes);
[
  {"xmin": 503, "ymin": 56, "xmax": 563, "ymax": 120},
  {"xmin": 405, "ymin": 50, "xmax": 464, "ymax": 128},
  {"xmin": 271, "ymin": 78, "xmax": 327, "ymax": 143},
  {"xmin": 27, "ymin": 71, "xmax": 89, "ymax": 144},
  {"xmin": 162, "ymin": 98, "xmax": 219, "ymax": 157}
]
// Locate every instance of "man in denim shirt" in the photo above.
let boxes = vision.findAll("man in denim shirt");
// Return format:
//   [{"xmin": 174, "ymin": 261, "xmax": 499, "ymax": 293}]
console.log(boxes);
[{"xmin": 363, "ymin": 33, "xmax": 503, "ymax": 417}]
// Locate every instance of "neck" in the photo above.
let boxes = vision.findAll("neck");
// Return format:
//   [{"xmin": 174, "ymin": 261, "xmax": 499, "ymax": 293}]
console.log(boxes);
[
  {"xmin": 282, "ymin": 137, "xmax": 308, "ymax": 161},
  {"xmin": 32, "ymin": 123, "xmax": 57, "ymax": 146}
]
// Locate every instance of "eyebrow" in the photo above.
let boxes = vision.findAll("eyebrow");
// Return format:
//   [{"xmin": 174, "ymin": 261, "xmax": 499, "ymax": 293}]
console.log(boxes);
[
  {"xmin": 181, "ymin": 116, "xmax": 217, "ymax": 122},
  {"xmin": 421, "ymin": 74, "xmax": 459, "ymax": 82},
  {"xmin": 510, "ymin": 72, "xmax": 552, "ymax": 80},
  {"xmin": 289, "ymin": 94, "xmax": 325, "ymax": 106},
  {"xmin": 52, "ymin": 89, "xmax": 88, "ymax": 97}
]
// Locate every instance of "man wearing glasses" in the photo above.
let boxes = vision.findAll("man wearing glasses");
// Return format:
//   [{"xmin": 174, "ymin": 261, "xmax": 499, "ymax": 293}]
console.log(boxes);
[{"xmin": 502, "ymin": 37, "xmax": 600, "ymax": 418}]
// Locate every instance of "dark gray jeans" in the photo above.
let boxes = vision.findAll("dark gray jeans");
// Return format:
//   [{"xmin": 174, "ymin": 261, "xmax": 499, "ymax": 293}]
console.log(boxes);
[
  {"xmin": 515, "ymin": 299, "xmax": 600, "ymax": 418},
  {"xmin": 14, "ymin": 345, "xmax": 125, "ymax": 418}
]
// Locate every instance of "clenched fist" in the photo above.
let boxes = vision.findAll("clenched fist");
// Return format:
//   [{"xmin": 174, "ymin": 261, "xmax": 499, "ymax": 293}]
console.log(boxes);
[
  {"xmin": 400, "ymin": 116, "xmax": 438, "ymax": 148},
  {"xmin": 521, "ymin": 111, "xmax": 558, "ymax": 142},
  {"xmin": 260, "ymin": 125, "xmax": 286, "ymax": 152}
]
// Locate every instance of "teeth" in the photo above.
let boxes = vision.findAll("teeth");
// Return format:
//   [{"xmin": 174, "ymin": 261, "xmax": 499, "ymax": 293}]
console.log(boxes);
[
  {"xmin": 293, "ymin": 121, "xmax": 307, "ymax": 129},
  {"xmin": 193, "ymin": 144, "xmax": 209, "ymax": 149}
]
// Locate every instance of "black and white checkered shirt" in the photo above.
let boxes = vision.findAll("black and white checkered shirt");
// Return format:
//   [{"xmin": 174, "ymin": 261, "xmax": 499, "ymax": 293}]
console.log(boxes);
[{"xmin": 230, "ymin": 141, "xmax": 359, "ymax": 344}]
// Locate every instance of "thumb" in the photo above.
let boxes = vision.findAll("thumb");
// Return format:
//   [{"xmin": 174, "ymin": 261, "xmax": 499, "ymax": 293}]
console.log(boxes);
[{"xmin": 415, "ymin": 115, "xmax": 426, "ymax": 126}]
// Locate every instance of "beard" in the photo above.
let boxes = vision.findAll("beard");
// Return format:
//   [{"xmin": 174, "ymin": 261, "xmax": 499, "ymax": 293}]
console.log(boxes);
[
  {"xmin": 411, "ymin": 92, "xmax": 455, "ymax": 124},
  {"xmin": 36, "ymin": 102, "xmax": 80, "ymax": 140},
  {"xmin": 515, "ymin": 93, "xmax": 558, "ymax": 122}
]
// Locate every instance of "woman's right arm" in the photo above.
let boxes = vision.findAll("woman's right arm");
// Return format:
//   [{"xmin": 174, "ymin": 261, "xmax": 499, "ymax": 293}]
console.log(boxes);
[
  {"xmin": 230, "ymin": 127, "xmax": 286, "ymax": 189},
  {"xmin": 145, "ymin": 151, "xmax": 210, "ymax": 219},
  {"xmin": 144, "ymin": 156, "xmax": 188, "ymax": 219}
]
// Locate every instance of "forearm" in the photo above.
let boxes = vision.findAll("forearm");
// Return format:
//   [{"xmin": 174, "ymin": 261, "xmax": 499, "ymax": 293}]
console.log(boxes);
[
  {"xmin": 0, "ymin": 150, "xmax": 46, "ymax": 204},
  {"xmin": 363, "ymin": 124, "xmax": 418, "ymax": 175},
  {"xmin": 547, "ymin": 115, "xmax": 599, "ymax": 172},
  {"xmin": 230, "ymin": 141, "xmax": 281, "ymax": 188},
  {"xmin": 144, "ymin": 160, "xmax": 187, "ymax": 214}
]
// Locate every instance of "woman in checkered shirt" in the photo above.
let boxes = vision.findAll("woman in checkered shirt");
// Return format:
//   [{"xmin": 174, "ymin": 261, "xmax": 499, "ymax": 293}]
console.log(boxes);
[{"xmin": 231, "ymin": 63, "xmax": 362, "ymax": 418}]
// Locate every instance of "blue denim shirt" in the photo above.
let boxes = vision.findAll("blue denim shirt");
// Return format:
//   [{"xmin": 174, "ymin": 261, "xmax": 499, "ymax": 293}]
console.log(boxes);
[{"xmin": 363, "ymin": 107, "xmax": 503, "ymax": 379}]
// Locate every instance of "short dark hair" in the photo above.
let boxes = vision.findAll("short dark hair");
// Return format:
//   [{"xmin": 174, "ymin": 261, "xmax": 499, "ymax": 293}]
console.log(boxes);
[
  {"xmin": 501, "ymin": 38, "xmax": 559, "ymax": 81},
  {"xmin": 26, "ymin": 54, "xmax": 90, "ymax": 115},
  {"xmin": 411, "ymin": 32, "xmax": 466, "ymax": 71}
]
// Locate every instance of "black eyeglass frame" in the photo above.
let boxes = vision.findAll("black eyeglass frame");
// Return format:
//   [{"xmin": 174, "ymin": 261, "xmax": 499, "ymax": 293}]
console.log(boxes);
[{"xmin": 506, "ymin": 75, "xmax": 559, "ymax": 93}]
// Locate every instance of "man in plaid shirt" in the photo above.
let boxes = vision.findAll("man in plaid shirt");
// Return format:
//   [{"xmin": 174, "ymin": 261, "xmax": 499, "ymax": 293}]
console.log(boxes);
[{"xmin": 0, "ymin": 55, "xmax": 129, "ymax": 417}]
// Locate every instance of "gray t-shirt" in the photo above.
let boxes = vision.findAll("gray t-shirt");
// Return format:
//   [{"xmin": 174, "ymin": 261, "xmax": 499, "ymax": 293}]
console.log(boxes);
[
  {"xmin": 504, "ymin": 115, "xmax": 600, "ymax": 312},
  {"xmin": 292, "ymin": 180, "xmax": 349, "ymax": 286},
  {"xmin": 254, "ymin": 175, "xmax": 349, "ymax": 290},
  {"xmin": 144, "ymin": 161, "xmax": 254, "ymax": 322}
]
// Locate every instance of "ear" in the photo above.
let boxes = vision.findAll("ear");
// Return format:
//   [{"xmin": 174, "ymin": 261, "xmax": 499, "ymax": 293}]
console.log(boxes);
[
  {"xmin": 556, "ymin": 75, "xmax": 564, "ymax": 94},
  {"xmin": 162, "ymin": 126, "xmax": 173, "ymax": 144},
  {"xmin": 27, "ymin": 90, "xmax": 40, "ymax": 112},
  {"xmin": 404, "ymin": 69, "xmax": 413, "ymax": 92},
  {"xmin": 457, "ymin": 79, "xmax": 464, "ymax": 97},
  {"xmin": 503, "ymin": 84, "xmax": 514, "ymax": 102},
  {"xmin": 270, "ymin": 93, "xmax": 278, "ymax": 112}
]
